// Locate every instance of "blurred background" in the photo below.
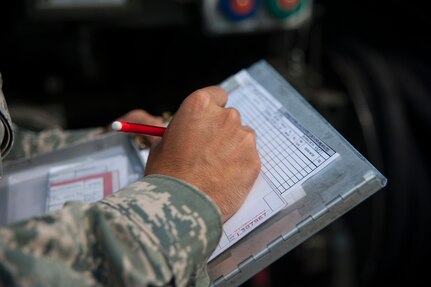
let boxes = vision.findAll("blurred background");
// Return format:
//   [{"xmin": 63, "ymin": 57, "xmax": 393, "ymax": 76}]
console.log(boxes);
[{"xmin": 0, "ymin": 0, "xmax": 430, "ymax": 286}]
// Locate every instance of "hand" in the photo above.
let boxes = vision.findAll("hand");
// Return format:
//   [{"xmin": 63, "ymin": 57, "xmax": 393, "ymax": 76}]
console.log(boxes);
[
  {"xmin": 145, "ymin": 86, "xmax": 261, "ymax": 222},
  {"xmin": 111, "ymin": 109, "xmax": 165, "ymax": 146}
]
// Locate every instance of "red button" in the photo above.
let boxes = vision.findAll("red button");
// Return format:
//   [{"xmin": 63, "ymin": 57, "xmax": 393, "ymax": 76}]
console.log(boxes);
[
  {"xmin": 277, "ymin": 0, "xmax": 300, "ymax": 10},
  {"xmin": 230, "ymin": 0, "xmax": 255, "ymax": 16}
]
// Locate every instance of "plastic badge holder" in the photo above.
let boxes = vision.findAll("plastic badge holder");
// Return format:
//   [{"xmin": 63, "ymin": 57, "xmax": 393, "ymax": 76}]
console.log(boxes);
[
  {"xmin": 207, "ymin": 60, "xmax": 387, "ymax": 286},
  {"xmin": 0, "ymin": 132, "xmax": 145, "ymax": 226}
]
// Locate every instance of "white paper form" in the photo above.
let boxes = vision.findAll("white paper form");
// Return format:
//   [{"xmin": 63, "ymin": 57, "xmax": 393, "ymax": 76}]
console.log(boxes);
[{"xmin": 209, "ymin": 70, "xmax": 339, "ymax": 260}]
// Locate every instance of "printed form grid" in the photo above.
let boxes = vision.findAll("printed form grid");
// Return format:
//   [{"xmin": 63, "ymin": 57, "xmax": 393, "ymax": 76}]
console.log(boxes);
[
  {"xmin": 209, "ymin": 70, "xmax": 339, "ymax": 261},
  {"xmin": 228, "ymin": 82, "xmax": 333, "ymax": 195}
]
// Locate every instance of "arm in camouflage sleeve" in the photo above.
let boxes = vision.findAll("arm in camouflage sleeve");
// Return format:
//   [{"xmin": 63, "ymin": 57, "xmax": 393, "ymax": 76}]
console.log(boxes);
[
  {"xmin": 0, "ymin": 86, "xmax": 259, "ymax": 286},
  {"xmin": 5, "ymin": 126, "xmax": 105, "ymax": 161},
  {"xmin": 0, "ymin": 174, "xmax": 222, "ymax": 287}
]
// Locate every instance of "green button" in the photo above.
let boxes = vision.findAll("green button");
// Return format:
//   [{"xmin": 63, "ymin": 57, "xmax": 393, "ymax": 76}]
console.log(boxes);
[{"xmin": 267, "ymin": 0, "xmax": 303, "ymax": 19}]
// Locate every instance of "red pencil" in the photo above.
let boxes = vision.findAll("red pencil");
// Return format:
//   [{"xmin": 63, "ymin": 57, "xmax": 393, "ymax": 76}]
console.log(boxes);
[{"xmin": 111, "ymin": 120, "xmax": 166, "ymax": 137}]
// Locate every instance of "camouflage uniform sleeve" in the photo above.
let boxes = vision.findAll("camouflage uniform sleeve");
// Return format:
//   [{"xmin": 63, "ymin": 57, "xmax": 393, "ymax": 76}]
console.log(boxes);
[
  {"xmin": 0, "ymin": 174, "xmax": 222, "ymax": 287},
  {"xmin": 4, "ymin": 126, "xmax": 105, "ymax": 162}
]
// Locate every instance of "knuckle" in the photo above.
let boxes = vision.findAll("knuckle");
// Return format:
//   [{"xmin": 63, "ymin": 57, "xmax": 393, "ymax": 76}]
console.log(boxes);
[
  {"xmin": 127, "ymin": 109, "xmax": 141, "ymax": 116},
  {"xmin": 185, "ymin": 89, "xmax": 212, "ymax": 110},
  {"xmin": 241, "ymin": 128, "xmax": 261, "ymax": 172},
  {"xmin": 242, "ymin": 126, "xmax": 257, "ymax": 143},
  {"xmin": 225, "ymin": 108, "xmax": 241, "ymax": 123},
  {"xmin": 243, "ymin": 130, "xmax": 255, "ymax": 145},
  {"xmin": 210, "ymin": 85, "xmax": 226, "ymax": 94},
  {"xmin": 121, "ymin": 109, "xmax": 143, "ymax": 119}
]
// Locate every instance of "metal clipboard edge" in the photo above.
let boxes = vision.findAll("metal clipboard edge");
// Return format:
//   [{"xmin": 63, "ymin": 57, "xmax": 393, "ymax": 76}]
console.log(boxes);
[{"xmin": 211, "ymin": 173, "xmax": 385, "ymax": 286}]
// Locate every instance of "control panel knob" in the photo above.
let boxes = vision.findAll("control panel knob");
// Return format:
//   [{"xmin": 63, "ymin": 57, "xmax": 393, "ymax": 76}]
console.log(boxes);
[
  {"xmin": 219, "ymin": 0, "xmax": 260, "ymax": 21},
  {"xmin": 267, "ymin": 0, "xmax": 302, "ymax": 19}
]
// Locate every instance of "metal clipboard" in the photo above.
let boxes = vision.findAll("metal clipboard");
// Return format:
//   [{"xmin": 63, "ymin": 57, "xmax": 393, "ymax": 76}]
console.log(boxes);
[{"xmin": 207, "ymin": 60, "xmax": 387, "ymax": 286}]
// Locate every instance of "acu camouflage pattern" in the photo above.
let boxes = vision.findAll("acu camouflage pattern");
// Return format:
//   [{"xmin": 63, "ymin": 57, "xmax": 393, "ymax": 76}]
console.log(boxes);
[
  {"xmin": 0, "ymin": 175, "xmax": 222, "ymax": 286},
  {"xmin": 4, "ymin": 126, "xmax": 105, "ymax": 162}
]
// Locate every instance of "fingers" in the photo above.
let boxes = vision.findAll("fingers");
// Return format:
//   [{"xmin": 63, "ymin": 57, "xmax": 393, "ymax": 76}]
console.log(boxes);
[
  {"xmin": 118, "ymin": 109, "xmax": 164, "ymax": 126},
  {"xmin": 184, "ymin": 86, "xmax": 228, "ymax": 110},
  {"xmin": 115, "ymin": 109, "xmax": 165, "ymax": 147},
  {"xmin": 145, "ymin": 86, "xmax": 261, "ymax": 222},
  {"xmin": 242, "ymin": 125, "xmax": 256, "ymax": 137},
  {"xmin": 205, "ymin": 86, "xmax": 228, "ymax": 107}
]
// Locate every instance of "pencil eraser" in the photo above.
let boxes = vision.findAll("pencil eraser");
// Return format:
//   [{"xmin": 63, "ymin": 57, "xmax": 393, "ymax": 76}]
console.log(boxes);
[{"xmin": 111, "ymin": 121, "xmax": 122, "ymax": 131}]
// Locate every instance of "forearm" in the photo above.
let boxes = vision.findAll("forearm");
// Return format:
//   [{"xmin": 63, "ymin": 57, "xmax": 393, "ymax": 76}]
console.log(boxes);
[{"xmin": 0, "ymin": 175, "xmax": 222, "ymax": 286}]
